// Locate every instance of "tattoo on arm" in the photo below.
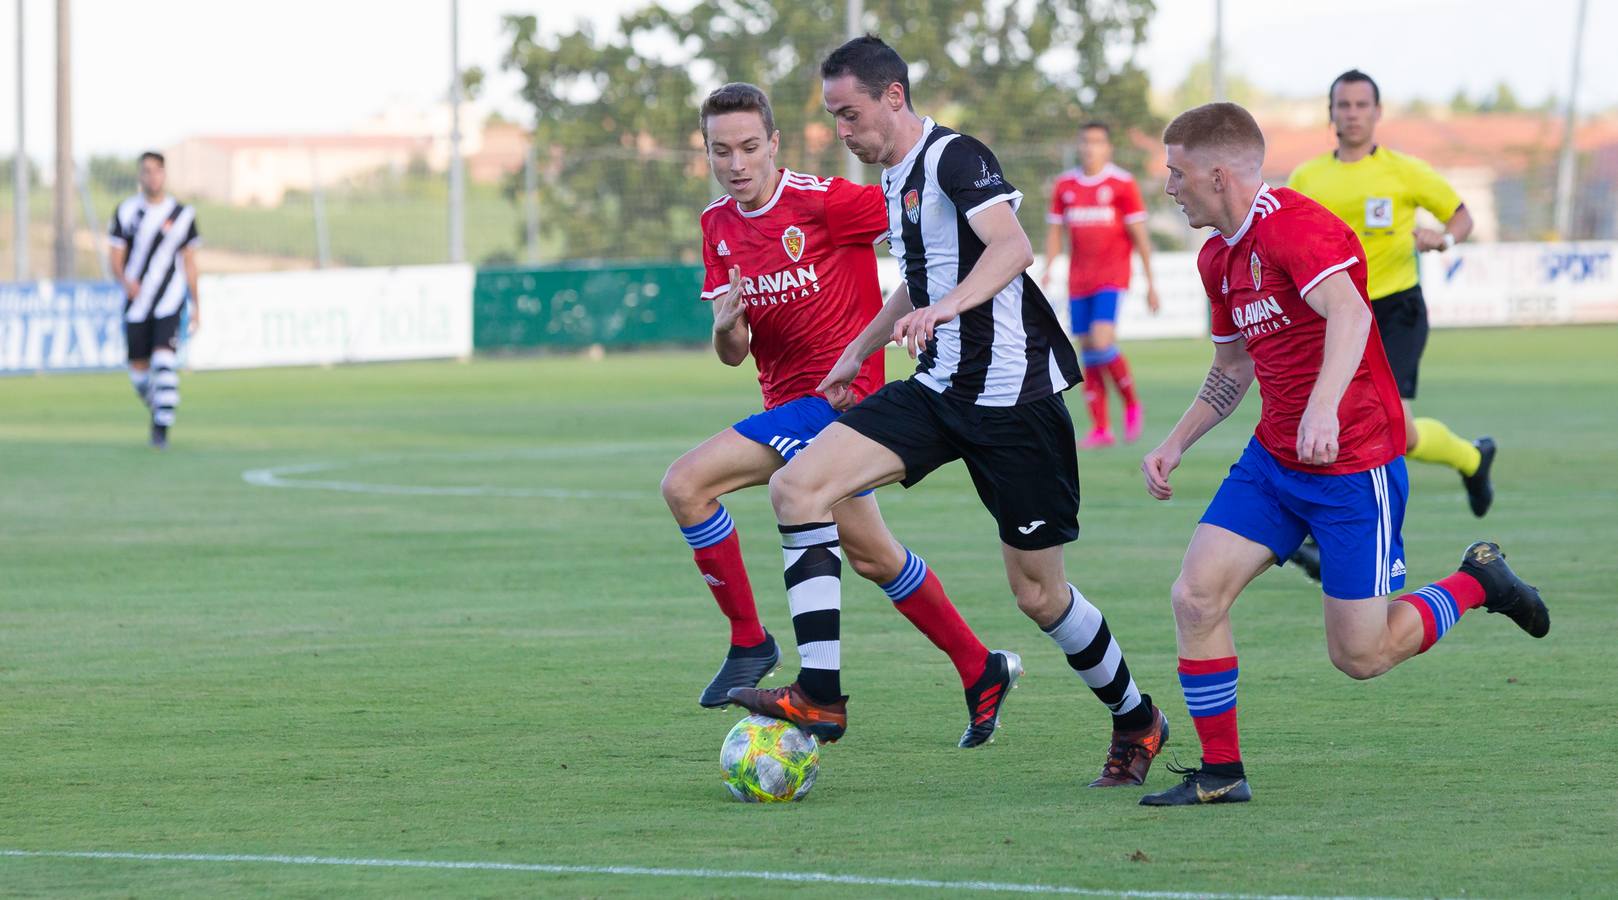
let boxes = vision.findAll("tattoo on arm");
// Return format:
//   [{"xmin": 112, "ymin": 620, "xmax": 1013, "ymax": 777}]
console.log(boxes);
[{"xmin": 1198, "ymin": 367, "xmax": 1242, "ymax": 417}]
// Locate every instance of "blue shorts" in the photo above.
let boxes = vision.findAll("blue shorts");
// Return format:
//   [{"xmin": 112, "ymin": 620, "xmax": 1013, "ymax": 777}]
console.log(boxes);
[
  {"xmin": 733, "ymin": 395, "xmax": 873, "ymax": 495},
  {"xmin": 1201, "ymin": 437, "xmax": 1408, "ymax": 599},
  {"xmin": 1069, "ymin": 289, "xmax": 1122, "ymax": 335}
]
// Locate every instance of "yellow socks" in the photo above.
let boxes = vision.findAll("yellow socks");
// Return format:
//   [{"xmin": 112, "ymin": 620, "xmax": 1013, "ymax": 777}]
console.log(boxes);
[{"xmin": 1409, "ymin": 417, "xmax": 1481, "ymax": 475}]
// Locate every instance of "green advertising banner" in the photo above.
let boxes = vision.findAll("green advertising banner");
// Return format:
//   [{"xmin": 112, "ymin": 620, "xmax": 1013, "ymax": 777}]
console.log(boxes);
[{"xmin": 474, "ymin": 263, "xmax": 709, "ymax": 350}]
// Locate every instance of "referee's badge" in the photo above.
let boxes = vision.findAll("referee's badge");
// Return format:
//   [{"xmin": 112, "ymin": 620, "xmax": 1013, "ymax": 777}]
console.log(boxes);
[
  {"xmin": 1250, "ymin": 251, "xmax": 1263, "ymax": 289},
  {"xmin": 782, "ymin": 225, "xmax": 805, "ymax": 262},
  {"xmin": 903, "ymin": 189, "xmax": 921, "ymax": 224}
]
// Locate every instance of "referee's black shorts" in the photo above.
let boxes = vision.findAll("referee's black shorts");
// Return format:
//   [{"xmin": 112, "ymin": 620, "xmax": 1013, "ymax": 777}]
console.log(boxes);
[
  {"xmin": 1371, "ymin": 285, "xmax": 1429, "ymax": 399},
  {"xmin": 837, "ymin": 377, "xmax": 1080, "ymax": 551}
]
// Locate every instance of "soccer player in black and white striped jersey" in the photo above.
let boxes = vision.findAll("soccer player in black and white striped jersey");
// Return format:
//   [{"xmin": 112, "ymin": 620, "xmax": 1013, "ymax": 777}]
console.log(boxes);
[
  {"xmin": 107, "ymin": 151, "xmax": 201, "ymax": 449},
  {"xmin": 729, "ymin": 36, "xmax": 1169, "ymax": 788}
]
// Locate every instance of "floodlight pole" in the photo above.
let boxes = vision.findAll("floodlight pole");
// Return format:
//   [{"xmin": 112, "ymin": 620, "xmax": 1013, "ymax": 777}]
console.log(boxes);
[
  {"xmin": 448, "ymin": 0, "xmax": 466, "ymax": 263},
  {"xmin": 1211, "ymin": 0, "xmax": 1225, "ymax": 101},
  {"xmin": 1552, "ymin": 0, "xmax": 1588, "ymax": 240},
  {"xmin": 843, "ymin": 0, "xmax": 863, "ymax": 184},
  {"xmin": 13, "ymin": 0, "xmax": 28, "ymax": 280},
  {"xmin": 53, "ymin": 0, "xmax": 75, "ymax": 279}
]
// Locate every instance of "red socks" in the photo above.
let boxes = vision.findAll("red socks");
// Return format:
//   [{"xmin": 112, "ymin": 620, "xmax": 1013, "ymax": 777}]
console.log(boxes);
[
  {"xmin": 882, "ymin": 552, "xmax": 989, "ymax": 687},
  {"xmin": 1179, "ymin": 656, "xmax": 1241, "ymax": 765}
]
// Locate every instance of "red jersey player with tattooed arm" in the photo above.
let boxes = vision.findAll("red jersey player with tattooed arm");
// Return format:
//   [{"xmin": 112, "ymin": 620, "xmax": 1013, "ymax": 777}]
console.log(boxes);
[
  {"xmin": 660, "ymin": 83, "xmax": 1015, "ymax": 748},
  {"xmin": 1137, "ymin": 103, "xmax": 1549, "ymax": 806}
]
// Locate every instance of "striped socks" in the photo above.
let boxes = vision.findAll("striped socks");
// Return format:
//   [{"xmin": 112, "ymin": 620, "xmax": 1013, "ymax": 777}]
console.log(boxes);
[
  {"xmin": 679, "ymin": 505, "xmax": 766, "ymax": 648},
  {"xmin": 879, "ymin": 548, "xmax": 989, "ymax": 687},
  {"xmin": 128, "ymin": 367, "xmax": 152, "ymax": 408},
  {"xmin": 780, "ymin": 521, "xmax": 842, "ymax": 702},
  {"xmin": 149, "ymin": 348, "xmax": 180, "ymax": 427},
  {"xmin": 1396, "ymin": 571, "xmax": 1487, "ymax": 653},
  {"xmin": 1042, "ymin": 585, "xmax": 1150, "ymax": 731},
  {"xmin": 1179, "ymin": 656, "xmax": 1241, "ymax": 768}
]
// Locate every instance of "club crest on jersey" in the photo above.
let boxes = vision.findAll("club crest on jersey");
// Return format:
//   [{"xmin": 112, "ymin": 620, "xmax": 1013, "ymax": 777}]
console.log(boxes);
[
  {"xmin": 782, "ymin": 225, "xmax": 805, "ymax": 262},
  {"xmin": 1250, "ymin": 251, "xmax": 1263, "ymax": 289},
  {"xmin": 903, "ymin": 189, "xmax": 921, "ymax": 224},
  {"xmin": 1097, "ymin": 185, "xmax": 1113, "ymax": 204}
]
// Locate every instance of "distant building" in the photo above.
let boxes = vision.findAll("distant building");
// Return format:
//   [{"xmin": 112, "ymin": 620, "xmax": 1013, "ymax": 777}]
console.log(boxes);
[{"xmin": 164, "ymin": 103, "xmax": 533, "ymax": 207}]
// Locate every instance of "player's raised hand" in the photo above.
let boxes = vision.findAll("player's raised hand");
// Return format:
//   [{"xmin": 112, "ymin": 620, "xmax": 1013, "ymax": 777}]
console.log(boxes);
[
  {"xmin": 711, "ymin": 265, "xmax": 746, "ymax": 332},
  {"xmin": 1295, "ymin": 403, "xmax": 1340, "ymax": 466},
  {"xmin": 816, "ymin": 352, "xmax": 864, "ymax": 411},
  {"xmin": 1141, "ymin": 442, "xmax": 1182, "ymax": 501},
  {"xmin": 892, "ymin": 300, "xmax": 957, "ymax": 358}
]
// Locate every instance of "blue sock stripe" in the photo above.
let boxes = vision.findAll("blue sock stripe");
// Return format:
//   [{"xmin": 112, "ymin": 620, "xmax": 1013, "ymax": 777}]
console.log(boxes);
[
  {"xmin": 1081, "ymin": 346, "xmax": 1121, "ymax": 367},
  {"xmin": 1177, "ymin": 667, "xmax": 1239, "ymax": 689},
  {"xmin": 1179, "ymin": 668, "xmax": 1238, "ymax": 718},
  {"xmin": 1414, "ymin": 585, "xmax": 1459, "ymax": 638},
  {"xmin": 880, "ymin": 550, "xmax": 928, "ymax": 601},
  {"xmin": 679, "ymin": 505, "xmax": 735, "ymax": 549}
]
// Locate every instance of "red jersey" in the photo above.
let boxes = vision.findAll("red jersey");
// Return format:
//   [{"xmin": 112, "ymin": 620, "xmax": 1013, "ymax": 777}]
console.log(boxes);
[
  {"xmin": 1047, "ymin": 164, "xmax": 1147, "ymax": 298},
  {"xmin": 1197, "ymin": 185, "xmax": 1405, "ymax": 475},
  {"xmin": 700, "ymin": 169, "xmax": 889, "ymax": 410}
]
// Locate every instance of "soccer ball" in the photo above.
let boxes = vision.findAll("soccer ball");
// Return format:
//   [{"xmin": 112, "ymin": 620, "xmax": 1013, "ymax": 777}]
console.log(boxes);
[{"xmin": 720, "ymin": 714, "xmax": 820, "ymax": 803}]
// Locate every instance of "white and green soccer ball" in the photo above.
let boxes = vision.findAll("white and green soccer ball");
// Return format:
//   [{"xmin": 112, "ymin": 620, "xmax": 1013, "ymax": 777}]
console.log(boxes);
[{"xmin": 720, "ymin": 714, "xmax": 820, "ymax": 803}]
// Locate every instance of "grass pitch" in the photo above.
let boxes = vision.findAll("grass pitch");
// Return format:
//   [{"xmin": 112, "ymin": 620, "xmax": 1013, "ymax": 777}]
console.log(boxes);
[{"xmin": 2, "ymin": 326, "xmax": 1614, "ymax": 897}]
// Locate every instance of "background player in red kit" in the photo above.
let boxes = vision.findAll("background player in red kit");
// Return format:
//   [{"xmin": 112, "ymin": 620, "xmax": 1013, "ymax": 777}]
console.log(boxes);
[
  {"xmin": 1040, "ymin": 122, "xmax": 1161, "ymax": 448},
  {"xmin": 660, "ymin": 83, "xmax": 1013, "ymax": 748},
  {"xmin": 1139, "ymin": 103, "xmax": 1549, "ymax": 806}
]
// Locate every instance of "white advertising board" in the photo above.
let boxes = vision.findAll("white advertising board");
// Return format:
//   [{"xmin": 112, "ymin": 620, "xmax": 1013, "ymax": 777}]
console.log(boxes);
[{"xmin": 186, "ymin": 264, "xmax": 474, "ymax": 370}]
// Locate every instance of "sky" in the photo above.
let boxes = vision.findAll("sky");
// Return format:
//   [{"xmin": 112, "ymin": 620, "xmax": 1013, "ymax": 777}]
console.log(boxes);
[{"xmin": 0, "ymin": 0, "xmax": 1612, "ymax": 160}]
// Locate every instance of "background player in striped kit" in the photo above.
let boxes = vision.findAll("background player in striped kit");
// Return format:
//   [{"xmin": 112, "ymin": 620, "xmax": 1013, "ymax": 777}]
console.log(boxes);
[
  {"xmin": 1140, "ymin": 102, "xmax": 1548, "ymax": 806},
  {"xmin": 662, "ymin": 83, "xmax": 1015, "ymax": 749},
  {"xmin": 1040, "ymin": 122, "xmax": 1162, "ymax": 448},
  {"xmin": 107, "ymin": 151, "xmax": 201, "ymax": 449},
  {"xmin": 729, "ymin": 37, "xmax": 1169, "ymax": 788}
]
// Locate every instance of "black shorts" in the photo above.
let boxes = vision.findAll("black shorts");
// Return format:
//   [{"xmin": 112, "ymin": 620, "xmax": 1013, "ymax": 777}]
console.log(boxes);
[
  {"xmin": 837, "ymin": 377, "xmax": 1080, "ymax": 550},
  {"xmin": 1371, "ymin": 286, "xmax": 1428, "ymax": 399},
  {"xmin": 124, "ymin": 313, "xmax": 181, "ymax": 361}
]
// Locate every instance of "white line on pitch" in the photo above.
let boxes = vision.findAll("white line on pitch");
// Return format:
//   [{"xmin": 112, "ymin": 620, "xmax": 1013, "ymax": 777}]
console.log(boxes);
[{"xmin": 0, "ymin": 849, "xmax": 1445, "ymax": 899}]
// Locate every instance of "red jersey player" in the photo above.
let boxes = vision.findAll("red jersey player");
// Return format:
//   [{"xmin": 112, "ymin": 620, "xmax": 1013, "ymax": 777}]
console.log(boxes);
[
  {"xmin": 660, "ymin": 83, "xmax": 1013, "ymax": 748},
  {"xmin": 1040, "ymin": 122, "xmax": 1161, "ymax": 447},
  {"xmin": 1139, "ymin": 103, "xmax": 1549, "ymax": 806}
]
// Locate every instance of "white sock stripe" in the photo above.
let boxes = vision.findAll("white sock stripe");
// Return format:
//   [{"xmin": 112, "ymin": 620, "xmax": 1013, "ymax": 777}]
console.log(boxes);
[
  {"xmin": 1181, "ymin": 682, "xmax": 1238, "ymax": 697},
  {"xmin": 780, "ymin": 524, "xmax": 839, "ymax": 549},
  {"xmin": 797, "ymin": 640, "xmax": 841, "ymax": 671},
  {"xmin": 1185, "ymin": 690, "xmax": 1238, "ymax": 711},
  {"xmin": 1074, "ymin": 639, "xmax": 1123, "ymax": 689},
  {"xmin": 786, "ymin": 576, "xmax": 843, "ymax": 616},
  {"xmin": 150, "ymin": 349, "xmax": 178, "ymax": 368},
  {"xmin": 1045, "ymin": 585, "xmax": 1104, "ymax": 653}
]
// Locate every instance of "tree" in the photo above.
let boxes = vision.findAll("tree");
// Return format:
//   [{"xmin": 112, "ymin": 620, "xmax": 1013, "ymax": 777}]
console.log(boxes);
[{"xmin": 502, "ymin": 0, "xmax": 1157, "ymax": 262}]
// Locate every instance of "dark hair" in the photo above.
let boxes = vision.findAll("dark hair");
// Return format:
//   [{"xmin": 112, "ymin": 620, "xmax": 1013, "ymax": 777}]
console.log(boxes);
[
  {"xmin": 138, "ymin": 150, "xmax": 165, "ymax": 167},
  {"xmin": 820, "ymin": 35, "xmax": 912, "ymax": 109},
  {"xmin": 1329, "ymin": 69, "xmax": 1380, "ymax": 107},
  {"xmin": 1080, "ymin": 121, "xmax": 1111, "ymax": 138},
  {"xmin": 1162, "ymin": 102, "xmax": 1266, "ymax": 157},
  {"xmin": 699, "ymin": 82, "xmax": 776, "ymax": 143}
]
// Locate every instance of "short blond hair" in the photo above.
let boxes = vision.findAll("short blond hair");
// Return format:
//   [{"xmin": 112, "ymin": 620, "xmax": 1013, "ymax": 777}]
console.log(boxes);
[{"xmin": 1162, "ymin": 102, "xmax": 1265, "ymax": 159}]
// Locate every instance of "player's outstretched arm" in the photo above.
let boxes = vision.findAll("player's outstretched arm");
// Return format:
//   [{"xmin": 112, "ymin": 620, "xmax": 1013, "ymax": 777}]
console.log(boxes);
[
  {"xmin": 1296, "ymin": 271, "xmax": 1371, "ymax": 466},
  {"xmin": 710, "ymin": 265, "xmax": 750, "ymax": 366},
  {"xmin": 819, "ymin": 282, "xmax": 910, "ymax": 410},
  {"xmin": 1142, "ymin": 340, "xmax": 1254, "ymax": 500}
]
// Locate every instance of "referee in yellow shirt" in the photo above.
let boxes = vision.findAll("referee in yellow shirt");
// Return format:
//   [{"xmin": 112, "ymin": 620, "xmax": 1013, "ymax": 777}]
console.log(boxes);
[{"xmin": 1289, "ymin": 70, "xmax": 1495, "ymax": 530}]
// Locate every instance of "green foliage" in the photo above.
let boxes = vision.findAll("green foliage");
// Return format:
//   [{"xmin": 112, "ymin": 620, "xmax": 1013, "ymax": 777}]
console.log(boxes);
[{"xmin": 502, "ymin": 1, "xmax": 1157, "ymax": 261}]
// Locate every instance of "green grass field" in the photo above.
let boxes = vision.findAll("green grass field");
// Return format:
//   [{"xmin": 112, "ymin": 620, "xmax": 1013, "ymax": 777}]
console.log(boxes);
[{"xmin": 3, "ymin": 326, "xmax": 1614, "ymax": 897}]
